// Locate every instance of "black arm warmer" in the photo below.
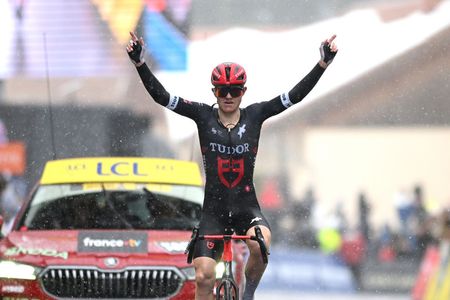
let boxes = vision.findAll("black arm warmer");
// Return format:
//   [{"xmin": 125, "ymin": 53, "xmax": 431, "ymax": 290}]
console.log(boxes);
[
  {"xmin": 136, "ymin": 63, "xmax": 170, "ymax": 107},
  {"xmin": 288, "ymin": 63, "xmax": 325, "ymax": 104}
]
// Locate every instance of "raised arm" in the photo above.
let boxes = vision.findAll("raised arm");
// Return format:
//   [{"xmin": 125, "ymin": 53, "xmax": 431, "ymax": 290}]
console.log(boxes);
[
  {"xmin": 288, "ymin": 34, "xmax": 338, "ymax": 104},
  {"xmin": 126, "ymin": 32, "xmax": 170, "ymax": 106},
  {"xmin": 126, "ymin": 32, "xmax": 207, "ymax": 121}
]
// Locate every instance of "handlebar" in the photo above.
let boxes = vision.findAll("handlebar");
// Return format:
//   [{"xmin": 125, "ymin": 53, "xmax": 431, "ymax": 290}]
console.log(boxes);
[
  {"xmin": 185, "ymin": 227, "xmax": 199, "ymax": 264},
  {"xmin": 250, "ymin": 226, "xmax": 269, "ymax": 264},
  {"xmin": 185, "ymin": 226, "xmax": 269, "ymax": 264}
]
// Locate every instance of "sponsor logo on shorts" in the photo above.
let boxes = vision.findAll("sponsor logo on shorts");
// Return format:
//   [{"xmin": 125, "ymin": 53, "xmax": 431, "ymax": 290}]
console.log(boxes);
[{"xmin": 207, "ymin": 241, "xmax": 215, "ymax": 250}]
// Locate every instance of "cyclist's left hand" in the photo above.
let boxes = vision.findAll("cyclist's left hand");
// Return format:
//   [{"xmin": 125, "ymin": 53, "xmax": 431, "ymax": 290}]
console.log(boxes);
[{"xmin": 319, "ymin": 34, "xmax": 338, "ymax": 68}]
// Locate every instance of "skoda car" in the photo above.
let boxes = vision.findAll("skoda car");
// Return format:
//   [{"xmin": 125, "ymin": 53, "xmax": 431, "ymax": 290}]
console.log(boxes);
[{"xmin": 0, "ymin": 157, "xmax": 246, "ymax": 299}]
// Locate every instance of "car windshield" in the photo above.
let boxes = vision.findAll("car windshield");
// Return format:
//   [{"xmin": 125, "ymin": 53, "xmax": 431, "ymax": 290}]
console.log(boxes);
[{"xmin": 18, "ymin": 183, "xmax": 203, "ymax": 230}]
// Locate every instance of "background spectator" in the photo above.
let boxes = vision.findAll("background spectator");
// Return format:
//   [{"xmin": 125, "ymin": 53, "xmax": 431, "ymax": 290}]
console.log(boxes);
[
  {"xmin": 340, "ymin": 231, "xmax": 367, "ymax": 290},
  {"xmin": 358, "ymin": 192, "xmax": 371, "ymax": 243}
]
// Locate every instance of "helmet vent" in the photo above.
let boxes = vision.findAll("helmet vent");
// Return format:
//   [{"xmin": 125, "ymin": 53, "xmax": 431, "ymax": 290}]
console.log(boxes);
[{"xmin": 225, "ymin": 66, "xmax": 231, "ymax": 82}]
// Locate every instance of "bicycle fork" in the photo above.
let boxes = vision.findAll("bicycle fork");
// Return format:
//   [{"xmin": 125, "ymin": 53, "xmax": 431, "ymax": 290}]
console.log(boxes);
[{"xmin": 216, "ymin": 236, "xmax": 239, "ymax": 300}]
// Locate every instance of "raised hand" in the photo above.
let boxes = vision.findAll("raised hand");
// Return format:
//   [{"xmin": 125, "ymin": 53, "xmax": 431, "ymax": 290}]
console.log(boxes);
[
  {"xmin": 126, "ymin": 32, "xmax": 146, "ymax": 67},
  {"xmin": 319, "ymin": 34, "xmax": 338, "ymax": 68}
]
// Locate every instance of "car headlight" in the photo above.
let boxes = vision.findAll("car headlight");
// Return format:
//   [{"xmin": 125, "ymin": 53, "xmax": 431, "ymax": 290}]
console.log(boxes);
[{"xmin": 0, "ymin": 261, "xmax": 40, "ymax": 280}]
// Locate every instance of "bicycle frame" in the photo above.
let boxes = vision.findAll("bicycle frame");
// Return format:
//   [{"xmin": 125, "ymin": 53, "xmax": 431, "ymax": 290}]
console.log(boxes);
[
  {"xmin": 185, "ymin": 226, "xmax": 268, "ymax": 300},
  {"xmin": 204, "ymin": 233, "xmax": 247, "ymax": 299}
]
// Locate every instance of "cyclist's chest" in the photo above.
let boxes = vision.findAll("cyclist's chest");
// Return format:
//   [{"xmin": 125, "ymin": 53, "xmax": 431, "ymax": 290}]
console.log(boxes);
[{"xmin": 198, "ymin": 117, "xmax": 261, "ymax": 156}]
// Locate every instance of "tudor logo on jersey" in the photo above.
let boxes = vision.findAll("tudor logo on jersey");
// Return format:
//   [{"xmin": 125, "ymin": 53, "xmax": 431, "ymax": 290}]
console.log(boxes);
[{"xmin": 217, "ymin": 157, "xmax": 244, "ymax": 188}]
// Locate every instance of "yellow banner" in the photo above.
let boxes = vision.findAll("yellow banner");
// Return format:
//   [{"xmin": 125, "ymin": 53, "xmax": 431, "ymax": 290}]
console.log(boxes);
[{"xmin": 40, "ymin": 157, "xmax": 202, "ymax": 186}]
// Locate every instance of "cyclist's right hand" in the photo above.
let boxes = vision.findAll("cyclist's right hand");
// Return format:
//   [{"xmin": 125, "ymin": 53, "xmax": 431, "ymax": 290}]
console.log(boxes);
[{"xmin": 126, "ymin": 31, "xmax": 146, "ymax": 66}]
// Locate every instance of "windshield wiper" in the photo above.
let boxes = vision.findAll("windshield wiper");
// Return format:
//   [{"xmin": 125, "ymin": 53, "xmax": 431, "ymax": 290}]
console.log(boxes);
[
  {"xmin": 101, "ymin": 184, "xmax": 133, "ymax": 229},
  {"xmin": 143, "ymin": 187, "xmax": 197, "ymax": 227}
]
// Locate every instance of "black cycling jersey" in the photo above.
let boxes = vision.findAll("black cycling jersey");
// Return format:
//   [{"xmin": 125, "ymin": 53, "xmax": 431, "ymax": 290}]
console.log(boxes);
[{"xmin": 136, "ymin": 62, "xmax": 325, "ymax": 259}]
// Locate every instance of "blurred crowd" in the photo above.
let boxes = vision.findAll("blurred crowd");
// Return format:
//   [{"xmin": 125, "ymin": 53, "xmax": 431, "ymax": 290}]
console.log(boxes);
[{"xmin": 261, "ymin": 181, "xmax": 449, "ymax": 290}]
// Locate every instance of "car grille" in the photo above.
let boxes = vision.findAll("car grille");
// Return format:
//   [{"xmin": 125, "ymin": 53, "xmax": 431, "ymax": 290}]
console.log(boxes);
[{"xmin": 40, "ymin": 267, "xmax": 184, "ymax": 299}]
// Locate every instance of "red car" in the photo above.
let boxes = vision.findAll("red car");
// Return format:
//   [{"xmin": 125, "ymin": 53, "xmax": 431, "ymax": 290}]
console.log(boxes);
[{"xmin": 0, "ymin": 157, "xmax": 246, "ymax": 299}]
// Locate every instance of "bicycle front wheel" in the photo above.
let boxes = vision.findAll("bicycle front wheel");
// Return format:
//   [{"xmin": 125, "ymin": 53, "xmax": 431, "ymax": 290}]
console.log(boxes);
[{"xmin": 216, "ymin": 279, "xmax": 239, "ymax": 300}]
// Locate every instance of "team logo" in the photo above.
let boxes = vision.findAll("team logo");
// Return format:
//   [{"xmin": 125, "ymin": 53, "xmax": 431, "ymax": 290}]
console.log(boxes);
[
  {"xmin": 207, "ymin": 241, "xmax": 215, "ymax": 250},
  {"xmin": 217, "ymin": 157, "xmax": 244, "ymax": 188},
  {"xmin": 237, "ymin": 124, "xmax": 246, "ymax": 139},
  {"xmin": 211, "ymin": 127, "xmax": 223, "ymax": 136},
  {"xmin": 250, "ymin": 217, "xmax": 262, "ymax": 224}
]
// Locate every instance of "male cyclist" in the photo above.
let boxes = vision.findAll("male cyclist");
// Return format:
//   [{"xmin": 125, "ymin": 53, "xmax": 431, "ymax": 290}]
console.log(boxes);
[{"xmin": 127, "ymin": 32, "xmax": 338, "ymax": 300}]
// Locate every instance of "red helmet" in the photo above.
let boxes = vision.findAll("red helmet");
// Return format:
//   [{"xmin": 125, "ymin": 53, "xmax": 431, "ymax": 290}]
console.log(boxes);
[{"xmin": 211, "ymin": 62, "xmax": 247, "ymax": 86}]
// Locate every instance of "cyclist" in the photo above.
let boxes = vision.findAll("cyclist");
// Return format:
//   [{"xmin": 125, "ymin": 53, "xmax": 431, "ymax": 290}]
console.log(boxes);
[{"xmin": 127, "ymin": 31, "xmax": 338, "ymax": 300}]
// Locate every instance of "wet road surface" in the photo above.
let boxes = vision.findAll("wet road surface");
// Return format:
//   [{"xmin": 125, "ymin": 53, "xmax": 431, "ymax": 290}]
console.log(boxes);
[{"xmin": 255, "ymin": 291, "xmax": 410, "ymax": 300}]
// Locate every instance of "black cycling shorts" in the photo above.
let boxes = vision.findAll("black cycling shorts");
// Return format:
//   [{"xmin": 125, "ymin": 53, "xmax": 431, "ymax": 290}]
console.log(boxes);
[{"xmin": 193, "ymin": 208, "xmax": 270, "ymax": 261}]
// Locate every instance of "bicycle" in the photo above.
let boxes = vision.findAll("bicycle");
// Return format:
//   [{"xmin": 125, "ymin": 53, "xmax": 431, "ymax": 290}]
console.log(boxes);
[{"xmin": 185, "ymin": 226, "xmax": 269, "ymax": 300}]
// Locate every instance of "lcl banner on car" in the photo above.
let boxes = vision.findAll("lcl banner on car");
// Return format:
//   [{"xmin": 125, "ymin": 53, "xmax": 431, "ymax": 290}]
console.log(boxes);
[{"xmin": 0, "ymin": 142, "xmax": 26, "ymax": 176}]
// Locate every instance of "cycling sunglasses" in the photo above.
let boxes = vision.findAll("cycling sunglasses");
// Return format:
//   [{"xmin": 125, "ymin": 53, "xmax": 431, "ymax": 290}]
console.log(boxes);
[{"xmin": 214, "ymin": 86, "xmax": 244, "ymax": 98}]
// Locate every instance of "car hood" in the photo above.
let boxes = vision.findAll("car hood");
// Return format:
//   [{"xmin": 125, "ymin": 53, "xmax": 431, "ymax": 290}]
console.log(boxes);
[{"xmin": 0, "ymin": 230, "xmax": 191, "ymax": 267}]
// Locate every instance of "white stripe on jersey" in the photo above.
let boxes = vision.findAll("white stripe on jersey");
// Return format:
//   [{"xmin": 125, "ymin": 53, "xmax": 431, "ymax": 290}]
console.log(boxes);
[
  {"xmin": 167, "ymin": 95, "xmax": 180, "ymax": 110},
  {"xmin": 280, "ymin": 92, "xmax": 293, "ymax": 108}
]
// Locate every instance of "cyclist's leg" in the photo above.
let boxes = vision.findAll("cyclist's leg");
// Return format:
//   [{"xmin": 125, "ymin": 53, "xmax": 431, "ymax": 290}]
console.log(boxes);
[
  {"xmin": 233, "ymin": 208, "xmax": 271, "ymax": 300},
  {"xmin": 194, "ymin": 256, "xmax": 217, "ymax": 300},
  {"xmin": 193, "ymin": 213, "xmax": 225, "ymax": 300},
  {"xmin": 243, "ymin": 225, "xmax": 271, "ymax": 300}
]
